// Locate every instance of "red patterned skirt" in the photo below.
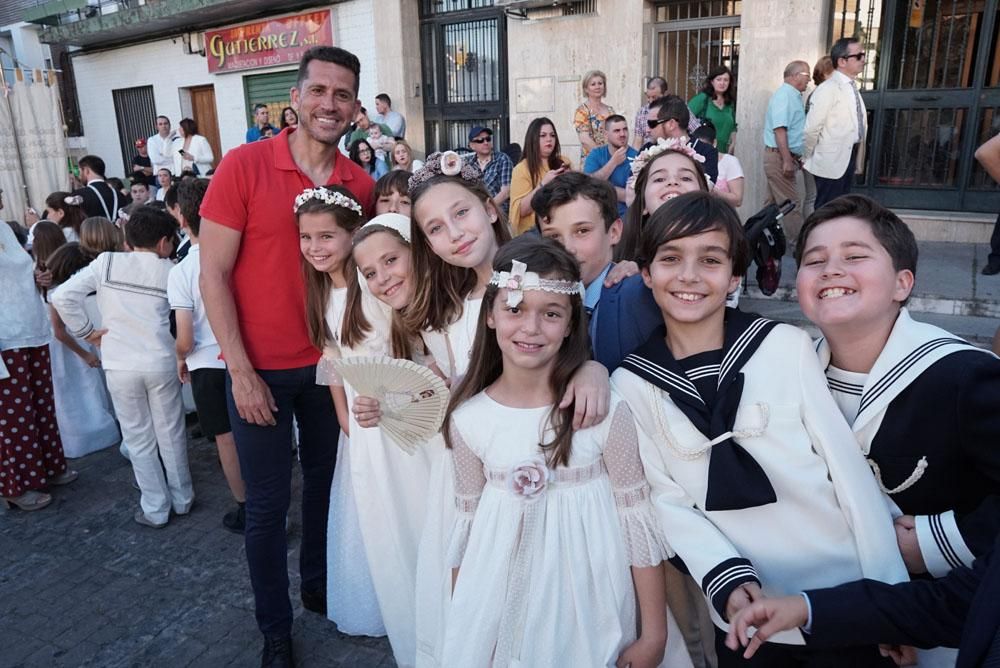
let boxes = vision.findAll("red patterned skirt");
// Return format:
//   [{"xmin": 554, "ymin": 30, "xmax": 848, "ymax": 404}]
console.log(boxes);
[{"xmin": 1, "ymin": 346, "xmax": 67, "ymax": 498}]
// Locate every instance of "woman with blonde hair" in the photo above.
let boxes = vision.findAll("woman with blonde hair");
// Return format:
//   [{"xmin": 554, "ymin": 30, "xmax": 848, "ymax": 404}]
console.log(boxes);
[
  {"xmin": 390, "ymin": 140, "xmax": 423, "ymax": 172},
  {"xmin": 80, "ymin": 217, "xmax": 124, "ymax": 258},
  {"xmin": 573, "ymin": 69, "xmax": 615, "ymax": 161}
]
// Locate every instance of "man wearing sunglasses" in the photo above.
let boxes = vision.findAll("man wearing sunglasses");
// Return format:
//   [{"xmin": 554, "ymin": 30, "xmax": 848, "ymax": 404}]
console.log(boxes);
[
  {"xmin": 465, "ymin": 126, "xmax": 513, "ymax": 213},
  {"xmin": 646, "ymin": 95, "xmax": 719, "ymax": 184},
  {"xmin": 803, "ymin": 37, "xmax": 869, "ymax": 209}
]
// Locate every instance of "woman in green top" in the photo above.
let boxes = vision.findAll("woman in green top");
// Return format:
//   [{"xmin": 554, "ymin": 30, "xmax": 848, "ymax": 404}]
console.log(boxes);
[{"xmin": 689, "ymin": 65, "xmax": 737, "ymax": 153}]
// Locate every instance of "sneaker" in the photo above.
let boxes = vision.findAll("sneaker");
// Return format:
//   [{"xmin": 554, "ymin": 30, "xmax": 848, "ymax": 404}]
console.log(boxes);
[
  {"xmin": 133, "ymin": 509, "xmax": 167, "ymax": 528},
  {"xmin": 222, "ymin": 502, "xmax": 245, "ymax": 534},
  {"xmin": 260, "ymin": 633, "xmax": 294, "ymax": 668}
]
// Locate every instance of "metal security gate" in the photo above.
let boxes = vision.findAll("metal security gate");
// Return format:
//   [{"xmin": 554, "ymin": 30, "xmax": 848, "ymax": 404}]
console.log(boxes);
[
  {"xmin": 112, "ymin": 85, "xmax": 155, "ymax": 179},
  {"xmin": 419, "ymin": 0, "xmax": 509, "ymax": 153},
  {"xmin": 651, "ymin": 1, "xmax": 741, "ymax": 101},
  {"xmin": 835, "ymin": 0, "xmax": 1000, "ymax": 212}
]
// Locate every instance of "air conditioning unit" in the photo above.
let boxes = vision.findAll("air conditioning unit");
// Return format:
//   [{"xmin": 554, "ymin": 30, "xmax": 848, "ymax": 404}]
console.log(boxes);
[
  {"xmin": 182, "ymin": 32, "xmax": 205, "ymax": 56},
  {"xmin": 494, "ymin": 0, "xmax": 573, "ymax": 8}
]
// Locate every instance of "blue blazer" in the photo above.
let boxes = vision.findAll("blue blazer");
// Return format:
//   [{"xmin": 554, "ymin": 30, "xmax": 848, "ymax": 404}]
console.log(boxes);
[
  {"xmin": 591, "ymin": 274, "xmax": 663, "ymax": 372},
  {"xmin": 806, "ymin": 533, "xmax": 1000, "ymax": 668}
]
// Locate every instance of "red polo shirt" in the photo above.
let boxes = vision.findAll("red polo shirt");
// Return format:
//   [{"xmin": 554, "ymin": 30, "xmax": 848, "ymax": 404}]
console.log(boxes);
[{"xmin": 200, "ymin": 127, "xmax": 375, "ymax": 370}]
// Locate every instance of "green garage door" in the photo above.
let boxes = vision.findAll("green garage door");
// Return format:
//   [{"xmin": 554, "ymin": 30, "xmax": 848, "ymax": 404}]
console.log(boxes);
[{"xmin": 243, "ymin": 69, "xmax": 299, "ymax": 129}]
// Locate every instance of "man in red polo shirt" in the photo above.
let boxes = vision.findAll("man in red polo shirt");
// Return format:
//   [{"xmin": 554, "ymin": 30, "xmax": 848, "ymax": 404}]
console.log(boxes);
[{"xmin": 199, "ymin": 46, "xmax": 374, "ymax": 668}]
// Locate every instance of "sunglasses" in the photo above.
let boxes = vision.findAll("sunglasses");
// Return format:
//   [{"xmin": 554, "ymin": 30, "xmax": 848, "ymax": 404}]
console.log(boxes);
[
  {"xmin": 647, "ymin": 117, "xmax": 672, "ymax": 130},
  {"xmin": 470, "ymin": 136, "xmax": 492, "ymax": 144},
  {"xmin": 844, "ymin": 52, "xmax": 866, "ymax": 61}
]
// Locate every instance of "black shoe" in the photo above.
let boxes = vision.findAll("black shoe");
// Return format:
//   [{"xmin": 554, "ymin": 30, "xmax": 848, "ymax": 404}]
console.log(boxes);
[
  {"xmin": 260, "ymin": 633, "xmax": 294, "ymax": 668},
  {"xmin": 300, "ymin": 587, "xmax": 326, "ymax": 615},
  {"xmin": 222, "ymin": 502, "xmax": 245, "ymax": 534},
  {"xmin": 983, "ymin": 263, "xmax": 1000, "ymax": 276}
]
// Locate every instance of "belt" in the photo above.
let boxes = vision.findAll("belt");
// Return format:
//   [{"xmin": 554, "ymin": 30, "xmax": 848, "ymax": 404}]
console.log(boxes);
[{"xmin": 765, "ymin": 146, "xmax": 802, "ymax": 158}]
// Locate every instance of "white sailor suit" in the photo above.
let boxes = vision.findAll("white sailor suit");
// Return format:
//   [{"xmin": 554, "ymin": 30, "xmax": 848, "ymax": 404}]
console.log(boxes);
[{"xmin": 612, "ymin": 310, "xmax": 908, "ymax": 664}]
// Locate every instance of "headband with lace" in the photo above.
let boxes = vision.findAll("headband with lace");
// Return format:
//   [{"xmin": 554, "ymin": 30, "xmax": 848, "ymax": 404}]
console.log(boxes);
[
  {"xmin": 360, "ymin": 212, "xmax": 411, "ymax": 243},
  {"xmin": 408, "ymin": 150, "xmax": 483, "ymax": 192},
  {"xmin": 293, "ymin": 187, "xmax": 363, "ymax": 216},
  {"xmin": 490, "ymin": 259, "xmax": 585, "ymax": 308}
]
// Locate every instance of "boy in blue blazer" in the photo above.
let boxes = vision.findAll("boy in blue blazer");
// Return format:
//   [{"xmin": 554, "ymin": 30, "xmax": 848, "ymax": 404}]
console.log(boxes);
[{"xmin": 532, "ymin": 171, "xmax": 661, "ymax": 371}]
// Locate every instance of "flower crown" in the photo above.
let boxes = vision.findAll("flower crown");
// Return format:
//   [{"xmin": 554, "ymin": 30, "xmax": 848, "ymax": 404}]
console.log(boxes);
[
  {"xmin": 408, "ymin": 150, "xmax": 482, "ymax": 191},
  {"xmin": 293, "ymin": 187, "xmax": 363, "ymax": 216},
  {"xmin": 628, "ymin": 137, "xmax": 705, "ymax": 178},
  {"xmin": 489, "ymin": 259, "xmax": 585, "ymax": 308}
]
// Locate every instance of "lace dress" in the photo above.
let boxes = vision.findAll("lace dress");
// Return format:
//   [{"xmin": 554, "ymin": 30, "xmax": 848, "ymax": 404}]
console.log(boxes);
[
  {"xmin": 415, "ymin": 298, "xmax": 482, "ymax": 667},
  {"xmin": 441, "ymin": 394, "xmax": 693, "ymax": 668}
]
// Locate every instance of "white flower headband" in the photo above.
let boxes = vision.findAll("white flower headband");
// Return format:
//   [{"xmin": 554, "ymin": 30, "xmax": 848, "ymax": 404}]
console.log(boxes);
[
  {"xmin": 626, "ymin": 137, "xmax": 713, "ymax": 191},
  {"xmin": 64, "ymin": 195, "xmax": 84, "ymax": 206},
  {"xmin": 293, "ymin": 187, "xmax": 363, "ymax": 216},
  {"xmin": 490, "ymin": 259, "xmax": 585, "ymax": 308}
]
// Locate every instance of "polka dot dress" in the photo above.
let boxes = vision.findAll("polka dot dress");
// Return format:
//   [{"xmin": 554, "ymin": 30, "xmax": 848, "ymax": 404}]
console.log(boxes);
[{"xmin": 0, "ymin": 346, "xmax": 67, "ymax": 498}]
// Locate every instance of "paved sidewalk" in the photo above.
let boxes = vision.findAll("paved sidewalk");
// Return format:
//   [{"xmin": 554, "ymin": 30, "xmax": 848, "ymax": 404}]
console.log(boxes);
[
  {"xmin": 743, "ymin": 240, "xmax": 1000, "ymax": 345},
  {"xmin": 0, "ymin": 434, "xmax": 395, "ymax": 668}
]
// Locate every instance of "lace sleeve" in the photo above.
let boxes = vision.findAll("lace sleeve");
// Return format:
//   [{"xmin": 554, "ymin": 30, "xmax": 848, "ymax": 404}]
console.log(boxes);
[
  {"xmin": 445, "ymin": 421, "xmax": 486, "ymax": 568},
  {"xmin": 315, "ymin": 346, "xmax": 343, "ymax": 387},
  {"xmin": 604, "ymin": 402, "xmax": 670, "ymax": 567}
]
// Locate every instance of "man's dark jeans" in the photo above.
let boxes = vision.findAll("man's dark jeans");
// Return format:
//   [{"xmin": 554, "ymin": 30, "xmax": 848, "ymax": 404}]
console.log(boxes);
[
  {"xmin": 226, "ymin": 365, "xmax": 337, "ymax": 635},
  {"xmin": 813, "ymin": 144, "xmax": 860, "ymax": 210}
]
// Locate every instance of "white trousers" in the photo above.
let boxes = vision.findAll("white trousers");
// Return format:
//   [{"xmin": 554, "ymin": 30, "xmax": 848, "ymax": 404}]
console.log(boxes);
[{"xmin": 105, "ymin": 369, "xmax": 194, "ymax": 523}]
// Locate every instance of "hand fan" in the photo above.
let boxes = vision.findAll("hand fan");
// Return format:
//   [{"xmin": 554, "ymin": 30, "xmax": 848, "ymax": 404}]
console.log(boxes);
[{"xmin": 332, "ymin": 356, "xmax": 450, "ymax": 454}]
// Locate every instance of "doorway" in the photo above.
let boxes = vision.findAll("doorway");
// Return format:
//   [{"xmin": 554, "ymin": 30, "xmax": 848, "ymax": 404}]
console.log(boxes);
[
  {"xmin": 419, "ymin": 0, "xmax": 509, "ymax": 153},
  {"xmin": 189, "ymin": 85, "xmax": 221, "ymax": 169}
]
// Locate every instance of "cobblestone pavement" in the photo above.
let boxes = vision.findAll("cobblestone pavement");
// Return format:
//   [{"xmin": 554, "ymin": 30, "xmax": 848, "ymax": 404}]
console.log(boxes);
[{"xmin": 0, "ymin": 431, "xmax": 396, "ymax": 668}]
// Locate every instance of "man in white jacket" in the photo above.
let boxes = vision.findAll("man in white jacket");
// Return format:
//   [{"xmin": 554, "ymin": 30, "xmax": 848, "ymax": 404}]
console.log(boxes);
[{"xmin": 803, "ymin": 37, "xmax": 868, "ymax": 209}]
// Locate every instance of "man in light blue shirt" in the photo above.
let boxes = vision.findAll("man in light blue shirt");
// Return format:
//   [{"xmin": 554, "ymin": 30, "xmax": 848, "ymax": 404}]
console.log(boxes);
[
  {"xmin": 762, "ymin": 61, "xmax": 809, "ymax": 240},
  {"xmin": 583, "ymin": 115, "xmax": 638, "ymax": 219},
  {"xmin": 373, "ymin": 93, "xmax": 406, "ymax": 139}
]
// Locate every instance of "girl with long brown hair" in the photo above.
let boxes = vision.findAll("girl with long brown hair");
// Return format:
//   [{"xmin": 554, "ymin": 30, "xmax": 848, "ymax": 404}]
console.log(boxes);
[
  {"xmin": 295, "ymin": 185, "xmax": 386, "ymax": 638},
  {"xmin": 399, "ymin": 152, "xmax": 613, "ymax": 667},
  {"xmin": 440, "ymin": 235, "xmax": 679, "ymax": 668},
  {"xmin": 43, "ymin": 192, "xmax": 86, "ymax": 242}
]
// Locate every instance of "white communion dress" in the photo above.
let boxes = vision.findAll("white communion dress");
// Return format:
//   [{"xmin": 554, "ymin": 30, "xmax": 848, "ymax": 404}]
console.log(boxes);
[
  {"xmin": 414, "ymin": 297, "xmax": 482, "ymax": 667},
  {"xmin": 441, "ymin": 392, "xmax": 692, "ymax": 668},
  {"xmin": 319, "ymin": 287, "xmax": 436, "ymax": 665}
]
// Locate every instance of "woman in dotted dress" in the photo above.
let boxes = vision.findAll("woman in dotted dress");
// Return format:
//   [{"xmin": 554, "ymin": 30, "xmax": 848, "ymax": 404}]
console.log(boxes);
[{"xmin": 0, "ymin": 221, "xmax": 76, "ymax": 511}]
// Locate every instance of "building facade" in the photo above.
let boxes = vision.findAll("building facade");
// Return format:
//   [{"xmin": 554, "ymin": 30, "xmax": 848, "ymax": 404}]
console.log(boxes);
[{"xmin": 17, "ymin": 0, "xmax": 997, "ymax": 222}]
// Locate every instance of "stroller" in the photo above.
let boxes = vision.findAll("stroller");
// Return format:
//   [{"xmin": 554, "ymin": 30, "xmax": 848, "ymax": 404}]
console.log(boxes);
[{"xmin": 743, "ymin": 199, "xmax": 796, "ymax": 296}]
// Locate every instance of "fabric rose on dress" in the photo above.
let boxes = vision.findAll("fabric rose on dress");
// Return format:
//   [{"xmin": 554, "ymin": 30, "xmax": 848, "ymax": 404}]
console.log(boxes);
[{"xmin": 508, "ymin": 457, "xmax": 549, "ymax": 502}]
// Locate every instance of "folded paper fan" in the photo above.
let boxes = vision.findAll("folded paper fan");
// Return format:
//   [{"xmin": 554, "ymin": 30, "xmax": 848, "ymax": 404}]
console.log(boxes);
[{"xmin": 332, "ymin": 356, "xmax": 449, "ymax": 454}]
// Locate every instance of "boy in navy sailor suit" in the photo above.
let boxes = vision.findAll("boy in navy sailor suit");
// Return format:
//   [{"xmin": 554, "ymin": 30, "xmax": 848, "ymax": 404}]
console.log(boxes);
[
  {"xmin": 795, "ymin": 195, "xmax": 1000, "ymax": 578},
  {"xmin": 611, "ymin": 191, "xmax": 908, "ymax": 667},
  {"xmin": 532, "ymin": 171, "xmax": 661, "ymax": 371}
]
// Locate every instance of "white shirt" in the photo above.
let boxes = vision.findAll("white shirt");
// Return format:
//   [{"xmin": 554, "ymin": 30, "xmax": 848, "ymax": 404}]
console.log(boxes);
[
  {"xmin": 167, "ymin": 245, "xmax": 223, "ymax": 371},
  {"xmin": 0, "ymin": 221, "xmax": 51, "ymax": 350},
  {"xmin": 148, "ymin": 132, "xmax": 177, "ymax": 174},
  {"xmin": 716, "ymin": 153, "xmax": 745, "ymax": 192},
  {"xmin": 50, "ymin": 250, "xmax": 175, "ymax": 372}
]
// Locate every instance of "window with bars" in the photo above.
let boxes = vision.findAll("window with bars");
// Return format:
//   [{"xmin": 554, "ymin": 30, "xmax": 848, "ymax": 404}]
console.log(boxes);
[
  {"xmin": 112, "ymin": 85, "xmax": 156, "ymax": 180},
  {"xmin": 652, "ymin": 2, "xmax": 741, "ymax": 102},
  {"xmin": 422, "ymin": 0, "xmax": 494, "ymax": 16}
]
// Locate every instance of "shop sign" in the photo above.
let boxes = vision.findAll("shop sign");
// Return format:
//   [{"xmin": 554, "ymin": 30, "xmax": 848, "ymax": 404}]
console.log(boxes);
[{"xmin": 205, "ymin": 11, "xmax": 333, "ymax": 74}]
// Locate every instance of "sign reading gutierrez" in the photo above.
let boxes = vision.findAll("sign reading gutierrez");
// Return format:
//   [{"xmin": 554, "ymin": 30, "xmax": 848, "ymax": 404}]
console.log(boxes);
[{"xmin": 205, "ymin": 11, "xmax": 334, "ymax": 74}]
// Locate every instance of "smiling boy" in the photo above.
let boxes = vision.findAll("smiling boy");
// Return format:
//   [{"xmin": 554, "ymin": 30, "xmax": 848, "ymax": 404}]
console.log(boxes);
[
  {"xmin": 795, "ymin": 195, "xmax": 1000, "ymax": 586},
  {"xmin": 612, "ymin": 191, "xmax": 907, "ymax": 667},
  {"xmin": 533, "ymin": 172, "xmax": 661, "ymax": 370}
]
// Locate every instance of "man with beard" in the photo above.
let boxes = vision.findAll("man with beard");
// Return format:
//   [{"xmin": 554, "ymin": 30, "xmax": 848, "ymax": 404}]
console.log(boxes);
[{"xmin": 198, "ymin": 46, "xmax": 375, "ymax": 668}]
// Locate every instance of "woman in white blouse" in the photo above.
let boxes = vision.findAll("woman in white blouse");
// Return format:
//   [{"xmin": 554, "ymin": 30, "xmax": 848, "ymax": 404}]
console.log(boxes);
[{"xmin": 172, "ymin": 118, "xmax": 214, "ymax": 177}]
